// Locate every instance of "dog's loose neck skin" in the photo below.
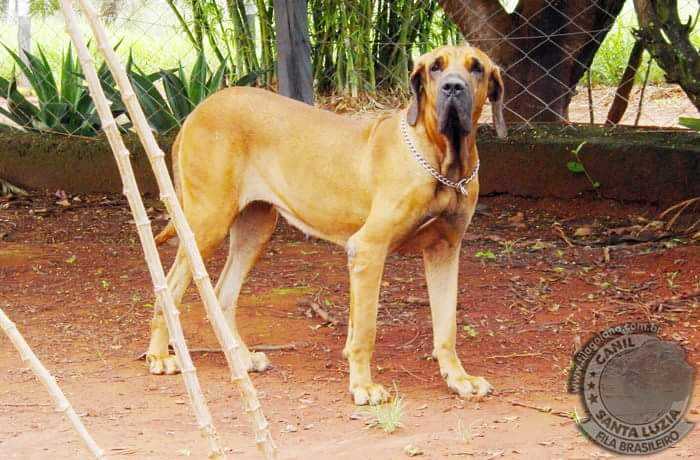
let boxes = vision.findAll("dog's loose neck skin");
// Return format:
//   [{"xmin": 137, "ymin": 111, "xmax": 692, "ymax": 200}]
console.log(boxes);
[{"xmin": 414, "ymin": 108, "xmax": 480, "ymax": 183}]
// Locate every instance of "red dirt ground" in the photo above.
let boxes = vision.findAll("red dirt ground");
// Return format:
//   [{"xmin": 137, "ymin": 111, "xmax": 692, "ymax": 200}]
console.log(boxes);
[{"xmin": 1, "ymin": 192, "xmax": 699, "ymax": 459}]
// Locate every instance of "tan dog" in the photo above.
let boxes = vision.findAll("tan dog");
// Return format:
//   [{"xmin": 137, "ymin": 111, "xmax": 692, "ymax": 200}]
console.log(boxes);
[{"xmin": 150, "ymin": 45, "xmax": 506, "ymax": 405}]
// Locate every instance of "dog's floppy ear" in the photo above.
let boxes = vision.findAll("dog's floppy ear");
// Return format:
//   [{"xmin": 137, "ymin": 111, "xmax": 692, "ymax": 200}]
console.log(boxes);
[
  {"xmin": 488, "ymin": 66, "xmax": 507, "ymax": 138},
  {"xmin": 407, "ymin": 63, "xmax": 425, "ymax": 127}
]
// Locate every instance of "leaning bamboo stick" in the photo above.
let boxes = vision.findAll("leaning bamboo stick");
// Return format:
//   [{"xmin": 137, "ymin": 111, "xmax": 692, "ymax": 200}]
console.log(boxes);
[
  {"xmin": 73, "ymin": 1, "xmax": 277, "ymax": 458},
  {"xmin": 0, "ymin": 308, "xmax": 105, "ymax": 459},
  {"xmin": 58, "ymin": 2, "xmax": 226, "ymax": 458}
]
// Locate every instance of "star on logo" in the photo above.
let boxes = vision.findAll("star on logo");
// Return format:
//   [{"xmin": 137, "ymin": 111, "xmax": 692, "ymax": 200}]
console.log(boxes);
[
  {"xmin": 589, "ymin": 393, "xmax": 599, "ymax": 404},
  {"xmin": 589, "ymin": 371, "xmax": 597, "ymax": 377},
  {"xmin": 587, "ymin": 382, "xmax": 596, "ymax": 390}
]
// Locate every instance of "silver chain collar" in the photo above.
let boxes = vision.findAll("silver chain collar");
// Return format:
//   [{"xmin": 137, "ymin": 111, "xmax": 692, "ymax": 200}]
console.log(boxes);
[{"xmin": 400, "ymin": 116, "xmax": 479, "ymax": 196}]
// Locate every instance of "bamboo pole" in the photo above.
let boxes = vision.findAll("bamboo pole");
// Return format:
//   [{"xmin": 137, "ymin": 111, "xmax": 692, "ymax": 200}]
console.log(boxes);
[
  {"xmin": 0, "ymin": 308, "xmax": 105, "ymax": 459},
  {"xmin": 71, "ymin": 1, "xmax": 277, "ymax": 458},
  {"xmin": 57, "ymin": 2, "xmax": 226, "ymax": 458}
]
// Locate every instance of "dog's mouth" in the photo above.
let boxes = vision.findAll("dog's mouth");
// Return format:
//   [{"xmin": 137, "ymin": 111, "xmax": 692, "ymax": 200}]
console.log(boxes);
[{"xmin": 438, "ymin": 96, "xmax": 472, "ymax": 152}]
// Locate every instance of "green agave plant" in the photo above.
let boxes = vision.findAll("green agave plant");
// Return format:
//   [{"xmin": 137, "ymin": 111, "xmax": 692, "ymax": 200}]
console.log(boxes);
[
  {"xmin": 126, "ymin": 51, "xmax": 226, "ymax": 134},
  {"xmin": 0, "ymin": 44, "xmax": 125, "ymax": 136},
  {"xmin": 127, "ymin": 50, "xmax": 269, "ymax": 135}
]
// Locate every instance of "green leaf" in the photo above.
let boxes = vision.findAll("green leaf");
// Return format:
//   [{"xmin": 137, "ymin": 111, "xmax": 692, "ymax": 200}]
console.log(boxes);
[
  {"xmin": 475, "ymin": 250, "xmax": 497, "ymax": 261},
  {"xmin": 206, "ymin": 59, "xmax": 227, "ymax": 95},
  {"xmin": 2, "ymin": 44, "xmax": 51, "ymax": 104},
  {"xmin": 679, "ymin": 117, "xmax": 700, "ymax": 132},
  {"xmin": 37, "ymin": 102, "xmax": 70, "ymax": 131},
  {"xmin": 127, "ymin": 57, "xmax": 179, "ymax": 133},
  {"xmin": 1, "ymin": 77, "xmax": 38, "ymax": 128},
  {"xmin": 189, "ymin": 52, "xmax": 209, "ymax": 106},
  {"xmin": 567, "ymin": 161, "xmax": 585, "ymax": 174},
  {"xmin": 35, "ymin": 46, "xmax": 60, "ymax": 103},
  {"xmin": 60, "ymin": 45, "xmax": 82, "ymax": 107},
  {"xmin": 161, "ymin": 69, "xmax": 193, "ymax": 122},
  {"xmin": 235, "ymin": 69, "xmax": 266, "ymax": 87}
]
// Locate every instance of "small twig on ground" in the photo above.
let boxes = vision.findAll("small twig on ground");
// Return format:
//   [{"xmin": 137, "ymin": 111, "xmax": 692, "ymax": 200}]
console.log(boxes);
[
  {"xmin": 400, "ymin": 365, "xmax": 428, "ymax": 382},
  {"xmin": 1, "ymin": 402, "xmax": 52, "ymax": 407},
  {"xmin": 297, "ymin": 298, "xmax": 340, "ymax": 326},
  {"xmin": 646, "ymin": 289, "xmax": 700, "ymax": 312},
  {"xmin": 659, "ymin": 197, "xmax": 699, "ymax": 231},
  {"xmin": 508, "ymin": 400, "xmax": 571, "ymax": 419},
  {"xmin": 135, "ymin": 343, "xmax": 297, "ymax": 360},
  {"xmin": 486, "ymin": 352, "xmax": 542, "ymax": 360},
  {"xmin": 553, "ymin": 224, "xmax": 574, "ymax": 248},
  {"xmin": 399, "ymin": 329, "xmax": 421, "ymax": 349}
]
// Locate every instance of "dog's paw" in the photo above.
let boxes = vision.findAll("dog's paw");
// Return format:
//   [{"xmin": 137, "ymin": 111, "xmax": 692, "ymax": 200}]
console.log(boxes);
[
  {"xmin": 446, "ymin": 374, "xmax": 493, "ymax": 400},
  {"xmin": 350, "ymin": 382, "xmax": 390, "ymax": 406},
  {"xmin": 248, "ymin": 351, "xmax": 271, "ymax": 373},
  {"xmin": 147, "ymin": 354, "xmax": 181, "ymax": 375}
]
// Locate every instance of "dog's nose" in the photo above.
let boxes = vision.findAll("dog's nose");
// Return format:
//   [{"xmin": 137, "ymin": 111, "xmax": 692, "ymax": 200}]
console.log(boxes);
[{"xmin": 441, "ymin": 79, "xmax": 466, "ymax": 97}]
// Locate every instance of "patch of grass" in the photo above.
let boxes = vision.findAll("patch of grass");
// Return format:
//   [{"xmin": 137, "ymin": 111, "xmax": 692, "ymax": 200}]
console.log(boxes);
[
  {"xmin": 363, "ymin": 386, "xmax": 405, "ymax": 434},
  {"xmin": 462, "ymin": 324, "xmax": 478, "ymax": 338},
  {"xmin": 475, "ymin": 250, "xmax": 497, "ymax": 261},
  {"xmin": 269, "ymin": 286, "xmax": 315, "ymax": 296},
  {"xmin": 499, "ymin": 240, "xmax": 516, "ymax": 256}
]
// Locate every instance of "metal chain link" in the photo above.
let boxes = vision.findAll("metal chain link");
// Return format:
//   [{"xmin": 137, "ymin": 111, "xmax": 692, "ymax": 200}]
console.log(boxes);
[{"xmin": 400, "ymin": 116, "xmax": 480, "ymax": 196}]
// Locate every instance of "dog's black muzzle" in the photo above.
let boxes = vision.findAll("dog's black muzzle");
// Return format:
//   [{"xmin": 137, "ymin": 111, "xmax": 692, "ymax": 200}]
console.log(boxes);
[{"xmin": 437, "ymin": 76, "xmax": 472, "ymax": 149}]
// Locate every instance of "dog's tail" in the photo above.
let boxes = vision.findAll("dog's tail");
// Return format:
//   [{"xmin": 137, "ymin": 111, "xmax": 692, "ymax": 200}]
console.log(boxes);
[{"xmin": 154, "ymin": 132, "xmax": 183, "ymax": 246}]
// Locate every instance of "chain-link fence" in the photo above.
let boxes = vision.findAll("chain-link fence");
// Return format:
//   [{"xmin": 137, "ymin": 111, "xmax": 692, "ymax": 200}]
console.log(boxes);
[{"xmin": 0, "ymin": 0, "xmax": 698, "ymax": 137}]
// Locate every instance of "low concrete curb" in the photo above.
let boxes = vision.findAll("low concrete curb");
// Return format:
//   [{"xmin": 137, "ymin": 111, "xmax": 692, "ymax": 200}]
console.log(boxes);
[{"xmin": 1, "ymin": 125, "xmax": 698, "ymax": 204}]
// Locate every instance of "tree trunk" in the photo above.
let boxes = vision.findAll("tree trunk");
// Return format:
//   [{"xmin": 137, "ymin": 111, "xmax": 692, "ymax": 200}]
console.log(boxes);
[
  {"xmin": 274, "ymin": 0, "xmax": 314, "ymax": 104},
  {"xmin": 606, "ymin": 39, "xmax": 645, "ymax": 125},
  {"xmin": 634, "ymin": 0, "xmax": 700, "ymax": 111},
  {"xmin": 438, "ymin": 0, "xmax": 625, "ymax": 122}
]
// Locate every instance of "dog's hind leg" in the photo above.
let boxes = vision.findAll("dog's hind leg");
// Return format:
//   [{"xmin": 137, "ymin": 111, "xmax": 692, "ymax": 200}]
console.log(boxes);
[
  {"xmin": 215, "ymin": 202, "xmax": 278, "ymax": 372},
  {"xmin": 147, "ymin": 188, "xmax": 236, "ymax": 375},
  {"xmin": 147, "ymin": 249, "xmax": 193, "ymax": 374}
]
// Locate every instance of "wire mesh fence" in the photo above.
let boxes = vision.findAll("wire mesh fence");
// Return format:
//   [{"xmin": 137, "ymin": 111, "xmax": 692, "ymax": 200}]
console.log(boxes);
[{"xmin": 0, "ymin": 0, "xmax": 698, "ymax": 138}]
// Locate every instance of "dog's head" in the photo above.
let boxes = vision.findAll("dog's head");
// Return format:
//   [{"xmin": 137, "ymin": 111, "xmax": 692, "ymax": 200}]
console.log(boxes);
[{"xmin": 407, "ymin": 46, "xmax": 507, "ymax": 151}]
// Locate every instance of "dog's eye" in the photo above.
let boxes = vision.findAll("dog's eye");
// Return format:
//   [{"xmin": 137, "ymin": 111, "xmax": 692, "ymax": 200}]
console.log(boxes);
[
  {"xmin": 470, "ymin": 59, "xmax": 484, "ymax": 76},
  {"xmin": 430, "ymin": 60, "xmax": 443, "ymax": 73}
]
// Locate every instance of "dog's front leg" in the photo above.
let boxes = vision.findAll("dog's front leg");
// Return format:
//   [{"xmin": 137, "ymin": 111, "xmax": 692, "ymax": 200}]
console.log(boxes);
[
  {"xmin": 343, "ymin": 235, "xmax": 390, "ymax": 406},
  {"xmin": 424, "ymin": 238, "xmax": 492, "ymax": 399}
]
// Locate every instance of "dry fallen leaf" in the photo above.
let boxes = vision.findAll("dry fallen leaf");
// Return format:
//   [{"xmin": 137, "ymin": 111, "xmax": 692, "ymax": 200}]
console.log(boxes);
[
  {"xmin": 404, "ymin": 444, "xmax": 424, "ymax": 457},
  {"xmin": 574, "ymin": 226, "xmax": 593, "ymax": 237}
]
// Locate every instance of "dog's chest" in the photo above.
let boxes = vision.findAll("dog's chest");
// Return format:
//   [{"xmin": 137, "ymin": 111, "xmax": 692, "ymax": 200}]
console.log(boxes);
[{"xmin": 427, "ymin": 187, "xmax": 467, "ymax": 216}]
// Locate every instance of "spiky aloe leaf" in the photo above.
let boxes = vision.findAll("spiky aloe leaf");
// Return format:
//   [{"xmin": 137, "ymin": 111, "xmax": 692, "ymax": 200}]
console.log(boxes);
[
  {"xmin": 33, "ymin": 101, "xmax": 70, "ymax": 132},
  {"xmin": 0, "ymin": 76, "xmax": 38, "ymax": 128},
  {"xmin": 60, "ymin": 44, "xmax": 84, "ymax": 108},
  {"xmin": 127, "ymin": 52, "xmax": 179, "ymax": 133},
  {"xmin": 188, "ymin": 52, "xmax": 209, "ymax": 106},
  {"xmin": 161, "ymin": 68, "xmax": 193, "ymax": 123},
  {"xmin": 34, "ymin": 46, "xmax": 60, "ymax": 104},
  {"xmin": 206, "ymin": 58, "xmax": 227, "ymax": 95},
  {"xmin": 2, "ymin": 44, "xmax": 53, "ymax": 104}
]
